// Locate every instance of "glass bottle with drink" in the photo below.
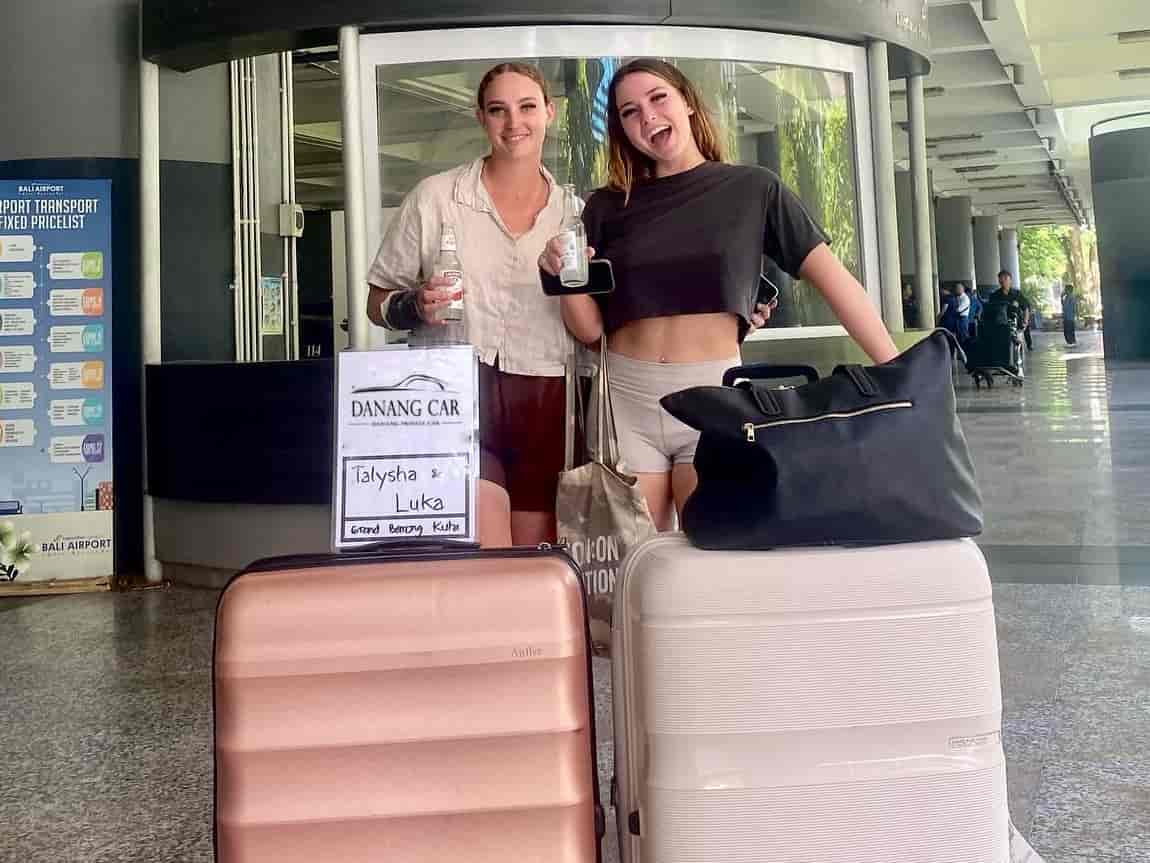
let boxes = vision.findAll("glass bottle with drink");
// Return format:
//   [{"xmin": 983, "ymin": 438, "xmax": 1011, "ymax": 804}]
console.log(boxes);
[
  {"xmin": 558, "ymin": 184, "xmax": 588, "ymax": 288},
  {"xmin": 433, "ymin": 223, "xmax": 465, "ymax": 322}
]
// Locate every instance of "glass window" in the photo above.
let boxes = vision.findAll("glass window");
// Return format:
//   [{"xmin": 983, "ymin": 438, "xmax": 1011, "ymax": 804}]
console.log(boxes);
[{"xmin": 375, "ymin": 56, "xmax": 860, "ymax": 328}]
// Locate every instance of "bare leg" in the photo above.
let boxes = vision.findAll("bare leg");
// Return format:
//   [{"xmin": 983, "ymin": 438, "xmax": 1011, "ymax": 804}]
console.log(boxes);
[
  {"xmin": 635, "ymin": 471, "xmax": 675, "ymax": 532},
  {"xmin": 511, "ymin": 510, "xmax": 557, "ymax": 546},
  {"xmin": 671, "ymin": 463, "xmax": 698, "ymax": 524},
  {"xmin": 477, "ymin": 479, "xmax": 512, "ymax": 547}
]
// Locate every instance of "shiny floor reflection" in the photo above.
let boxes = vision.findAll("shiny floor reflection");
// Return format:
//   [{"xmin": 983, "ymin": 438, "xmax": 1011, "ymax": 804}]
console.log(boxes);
[{"xmin": 2, "ymin": 330, "xmax": 1148, "ymax": 862}]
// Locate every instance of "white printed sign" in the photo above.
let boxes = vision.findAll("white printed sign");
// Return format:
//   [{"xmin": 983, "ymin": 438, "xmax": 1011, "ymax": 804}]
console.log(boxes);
[
  {"xmin": 49, "ymin": 360, "xmax": 104, "ymax": 390},
  {"xmin": 0, "ymin": 235, "xmax": 35, "ymax": 262},
  {"xmin": 49, "ymin": 398, "xmax": 102, "ymax": 427},
  {"xmin": 48, "ymin": 324, "xmax": 103, "ymax": 353},
  {"xmin": 333, "ymin": 345, "xmax": 478, "ymax": 547},
  {"xmin": 48, "ymin": 251, "xmax": 103, "ymax": 280},
  {"xmin": 260, "ymin": 276, "xmax": 284, "ymax": 336},
  {"xmin": 0, "ymin": 272, "xmax": 35, "ymax": 299},
  {"xmin": 49, "ymin": 433, "xmax": 105, "ymax": 464},
  {"xmin": 0, "ymin": 346, "xmax": 36, "ymax": 374},
  {"xmin": 49, "ymin": 288, "xmax": 103, "ymax": 316},
  {"xmin": 0, "ymin": 309, "xmax": 36, "ymax": 336},
  {"xmin": 0, "ymin": 419, "xmax": 36, "ymax": 447},
  {"xmin": 0, "ymin": 382, "xmax": 36, "ymax": 410}
]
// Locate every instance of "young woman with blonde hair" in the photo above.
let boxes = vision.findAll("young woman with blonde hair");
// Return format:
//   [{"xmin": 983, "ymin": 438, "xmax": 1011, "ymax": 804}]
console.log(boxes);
[{"xmin": 368, "ymin": 62, "xmax": 575, "ymax": 546}]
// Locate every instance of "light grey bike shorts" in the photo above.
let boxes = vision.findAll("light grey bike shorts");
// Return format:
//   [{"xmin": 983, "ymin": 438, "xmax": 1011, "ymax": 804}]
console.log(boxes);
[{"xmin": 606, "ymin": 351, "xmax": 740, "ymax": 474}]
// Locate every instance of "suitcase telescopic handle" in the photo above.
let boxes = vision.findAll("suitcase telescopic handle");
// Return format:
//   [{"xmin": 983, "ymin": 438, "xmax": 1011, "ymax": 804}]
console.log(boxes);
[{"xmin": 722, "ymin": 363, "xmax": 820, "ymax": 387}]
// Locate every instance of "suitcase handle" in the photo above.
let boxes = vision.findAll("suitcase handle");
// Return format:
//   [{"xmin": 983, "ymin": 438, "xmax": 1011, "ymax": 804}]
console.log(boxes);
[
  {"xmin": 722, "ymin": 363, "xmax": 820, "ymax": 387},
  {"xmin": 348, "ymin": 539, "xmax": 482, "ymax": 554}
]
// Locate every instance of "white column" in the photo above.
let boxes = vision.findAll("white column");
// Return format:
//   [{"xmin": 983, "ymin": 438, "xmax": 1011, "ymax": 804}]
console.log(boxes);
[
  {"xmin": 999, "ymin": 227, "xmax": 1021, "ymax": 287},
  {"xmin": 139, "ymin": 57, "xmax": 162, "ymax": 582},
  {"xmin": 867, "ymin": 41, "xmax": 904, "ymax": 331},
  {"xmin": 340, "ymin": 26, "xmax": 370, "ymax": 350},
  {"xmin": 973, "ymin": 215, "xmax": 1002, "ymax": 290},
  {"xmin": 907, "ymin": 74, "xmax": 935, "ymax": 328}
]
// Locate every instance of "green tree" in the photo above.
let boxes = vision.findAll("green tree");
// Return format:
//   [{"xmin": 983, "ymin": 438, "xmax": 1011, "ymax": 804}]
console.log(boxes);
[
  {"xmin": 1018, "ymin": 226, "xmax": 1068, "ymax": 312},
  {"xmin": 1019, "ymin": 226, "xmax": 1067, "ymax": 282},
  {"xmin": 560, "ymin": 60, "xmax": 606, "ymax": 195},
  {"xmin": 1060, "ymin": 226, "xmax": 1101, "ymax": 319},
  {"xmin": 776, "ymin": 69, "xmax": 859, "ymax": 325}
]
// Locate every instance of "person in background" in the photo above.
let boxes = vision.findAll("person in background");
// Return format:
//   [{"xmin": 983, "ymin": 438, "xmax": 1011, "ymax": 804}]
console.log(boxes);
[
  {"xmin": 540, "ymin": 58, "xmax": 899, "ymax": 531},
  {"xmin": 902, "ymin": 283, "xmax": 920, "ymax": 330},
  {"xmin": 366, "ymin": 62, "xmax": 572, "ymax": 547},
  {"xmin": 967, "ymin": 283, "xmax": 983, "ymax": 342},
  {"xmin": 938, "ymin": 282, "xmax": 971, "ymax": 343},
  {"xmin": 1062, "ymin": 284, "xmax": 1078, "ymax": 345},
  {"xmin": 986, "ymin": 269, "xmax": 1031, "ymax": 336}
]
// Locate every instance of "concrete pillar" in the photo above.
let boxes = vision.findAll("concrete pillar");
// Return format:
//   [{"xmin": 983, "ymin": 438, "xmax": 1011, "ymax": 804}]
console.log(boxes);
[
  {"xmin": 906, "ymin": 74, "xmax": 935, "ymax": 329},
  {"xmin": 1090, "ymin": 124, "xmax": 1150, "ymax": 361},
  {"xmin": 973, "ymin": 215, "xmax": 1002, "ymax": 292},
  {"xmin": 867, "ymin": 41, "xmax": 904, "ymax": 331},
  {"xmin": 999, "ymin": 228, "xmax": 1020, "ymax": 287},
  {"xmin": 895, "ymin": 170, "xmax": 914, "ymax": 281},
  {"xmin": 340, "ymin": 26, "xmax": 370, "ymax": 350},
  {"xmin": 936, "ymin": 196, "xmax": 977, "ymax": 296},
  {"xmin": 930, "ymin": 188, "xmax": 939, "ymax": 290}
]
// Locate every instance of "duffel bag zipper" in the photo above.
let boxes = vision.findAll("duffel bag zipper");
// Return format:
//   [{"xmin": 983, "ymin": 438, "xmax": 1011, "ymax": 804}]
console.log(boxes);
[{"xmin": 742, "ymin": 400, "xmax": 913, "ymax": 441}]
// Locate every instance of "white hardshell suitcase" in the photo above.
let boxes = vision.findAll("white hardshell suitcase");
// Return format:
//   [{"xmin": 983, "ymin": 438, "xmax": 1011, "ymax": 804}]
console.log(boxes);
[{"xmin": 612, "ymin": 534, "xmax": 1009, "ymax": 863}]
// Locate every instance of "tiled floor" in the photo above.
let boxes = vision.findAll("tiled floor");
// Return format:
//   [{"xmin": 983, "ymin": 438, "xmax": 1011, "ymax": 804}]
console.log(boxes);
[{"xmin": 2, "ymin": 329, "xmax": 1148, "ymax": 862}]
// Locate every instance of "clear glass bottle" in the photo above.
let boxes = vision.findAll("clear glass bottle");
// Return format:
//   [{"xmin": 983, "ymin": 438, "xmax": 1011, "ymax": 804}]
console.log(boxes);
[
  {"xmin": 558, "ymin": 184, "xmax": 588, "ymax": 288},
  {"xmin": 433, "ymin": 223, "xmax": 465, "ymax": 322}
]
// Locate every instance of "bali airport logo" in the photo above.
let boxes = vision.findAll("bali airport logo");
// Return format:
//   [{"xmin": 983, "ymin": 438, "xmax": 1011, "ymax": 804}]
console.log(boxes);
[
  {"xmin": 17, "ymin": 184, "xmax": 64, "ymax": 195},
  {"xmin": 350, "ymin": 373, "xmax": 462, "ymax": 420}
]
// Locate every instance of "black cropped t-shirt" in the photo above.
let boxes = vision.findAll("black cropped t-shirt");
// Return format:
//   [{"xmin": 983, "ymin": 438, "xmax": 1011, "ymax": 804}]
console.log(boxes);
[{"xmin": 582, "ymin": 161, "xmax": 830, "ymax": 335}]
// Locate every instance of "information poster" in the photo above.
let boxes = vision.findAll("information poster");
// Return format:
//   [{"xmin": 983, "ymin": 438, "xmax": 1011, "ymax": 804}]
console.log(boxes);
[
  {"xmin": 333, "ymin": 346, "xmax": 478, "ymax": 548},
  {"xmin": 0, "ymin": 180, "xmax": 114, "ymax": 585},
  {"xmin": 259, "ymin": 275, "xmax": 284, "ymax": 336}
]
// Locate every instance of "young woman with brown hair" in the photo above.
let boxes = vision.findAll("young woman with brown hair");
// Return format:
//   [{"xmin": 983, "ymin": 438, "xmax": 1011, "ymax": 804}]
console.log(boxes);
[{"xmin": 541, "ymin": 58, "xmax": 899, "ymax": 530}]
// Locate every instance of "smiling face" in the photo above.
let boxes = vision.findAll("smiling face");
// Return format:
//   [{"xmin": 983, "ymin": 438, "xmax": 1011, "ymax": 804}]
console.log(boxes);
[
  {"xmin": 613, "ymin": 70, "xmax": 705, "ymax": 176},
  {"xmin": 476, "ymin": 71, "xmax": 554, "ymax": 163}
]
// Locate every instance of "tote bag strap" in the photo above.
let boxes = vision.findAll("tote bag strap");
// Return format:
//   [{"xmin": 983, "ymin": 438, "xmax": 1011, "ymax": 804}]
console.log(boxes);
[
  {"xmin": 564, "ymin": 346, "xmax": 578, "ymax": 472},
  {"xmin": 594, "ymin": 336, "xmax": 624, "ymax": 470}
]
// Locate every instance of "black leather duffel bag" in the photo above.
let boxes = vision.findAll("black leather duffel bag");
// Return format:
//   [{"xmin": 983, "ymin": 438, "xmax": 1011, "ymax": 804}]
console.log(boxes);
[{"xmin": 660, "ymin": 329, "xmax": 983, "ymax": 550}]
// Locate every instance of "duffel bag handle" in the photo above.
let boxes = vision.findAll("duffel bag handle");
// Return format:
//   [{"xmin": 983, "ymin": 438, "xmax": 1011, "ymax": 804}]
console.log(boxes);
[
  {"xmin": 723, "ymin": 363, "xmax": 820, "ymax": 387},
  {"xmin": 831, "ymin": 364, "xmax": 880, "ymax": 397}
]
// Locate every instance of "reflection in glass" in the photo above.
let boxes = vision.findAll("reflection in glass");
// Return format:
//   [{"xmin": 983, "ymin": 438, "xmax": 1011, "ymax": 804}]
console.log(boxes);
[{"xmin": 376, "ymin": 56, "xmax": 861, "ymax": 328}]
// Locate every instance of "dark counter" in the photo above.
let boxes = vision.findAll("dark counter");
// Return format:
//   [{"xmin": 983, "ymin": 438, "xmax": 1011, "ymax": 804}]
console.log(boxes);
[{"xmin": 146, "ymin": 360, "xmax": 334, "ymax": 505}]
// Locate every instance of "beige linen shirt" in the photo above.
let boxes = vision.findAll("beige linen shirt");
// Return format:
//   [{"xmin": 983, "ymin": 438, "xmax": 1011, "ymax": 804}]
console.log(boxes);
[{"xmin": 367, "ymin": 157, "xmax": 575, "ymax": 377}]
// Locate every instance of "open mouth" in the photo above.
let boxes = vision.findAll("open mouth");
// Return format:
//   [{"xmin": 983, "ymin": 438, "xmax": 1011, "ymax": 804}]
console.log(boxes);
[{"xmin": 648, "ymin": 126, "xmax": 672, "ymax": 148}]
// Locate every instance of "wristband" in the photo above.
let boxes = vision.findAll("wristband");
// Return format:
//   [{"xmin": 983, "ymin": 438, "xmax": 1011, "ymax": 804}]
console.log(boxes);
[{"xmin": 382, "ymin": 289, "xmax": 422, "ymax": 331}]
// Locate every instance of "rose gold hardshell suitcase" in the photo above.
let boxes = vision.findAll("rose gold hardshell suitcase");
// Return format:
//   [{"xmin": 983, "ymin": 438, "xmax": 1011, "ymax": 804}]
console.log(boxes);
[
  {"xmin": 612, "ymin": 534, "xmax": 1009, "ymax": 863},
  {"xmin": 214, "ymin": 545, "xmax": 603, "ymax": 862}
]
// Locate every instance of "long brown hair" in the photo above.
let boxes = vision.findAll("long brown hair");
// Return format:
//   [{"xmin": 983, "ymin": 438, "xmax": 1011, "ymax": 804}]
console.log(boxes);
[
  {"xmin": 476, "ymin": 62, "xmax": 551, "ymax": 110},
  {"xmin": 606, "ymin": 58, "xmax": 725, "ymax": 202}
]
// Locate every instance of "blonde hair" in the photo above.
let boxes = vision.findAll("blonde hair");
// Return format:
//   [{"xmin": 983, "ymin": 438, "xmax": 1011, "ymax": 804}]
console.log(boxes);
[
  {"xmin": 605, "ymin": 58, "xmax": 725, "ymax": 203},
  {"xmin": 476, "ymin": 62, "xmax": 551, "ymax": 110}
]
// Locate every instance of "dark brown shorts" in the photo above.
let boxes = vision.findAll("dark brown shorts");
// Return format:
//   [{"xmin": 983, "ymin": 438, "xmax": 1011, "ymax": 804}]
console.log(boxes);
[{"xmin": 479, "ymin": 361, "xmax": 566, "ymax": 513}]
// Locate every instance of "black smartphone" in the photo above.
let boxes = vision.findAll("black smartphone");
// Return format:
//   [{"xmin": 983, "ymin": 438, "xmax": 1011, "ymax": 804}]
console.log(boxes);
[
  {"xmin": 541, "ymin": 258, "xmax": 616, "ymax": 296},
  {"xmin": 757, "ymin": 273, "xmax": 780, "ymax": 307}
]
